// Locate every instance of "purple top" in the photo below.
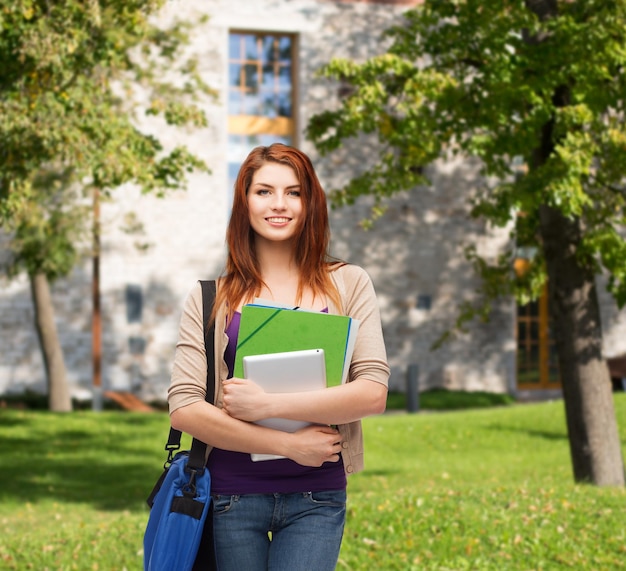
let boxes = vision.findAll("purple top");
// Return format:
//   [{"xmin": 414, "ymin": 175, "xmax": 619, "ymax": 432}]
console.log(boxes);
[{"xmin": 207, "ymin": 310, "xmax": 347, "ymax": 494}]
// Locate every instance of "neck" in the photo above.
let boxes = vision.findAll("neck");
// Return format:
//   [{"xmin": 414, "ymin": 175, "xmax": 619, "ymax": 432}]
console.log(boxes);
[
  {"xmin": 252, "ymin": 238, "xmax": 303, "ymax": 306},
  {"xmin": 254, "ymin": 237, "xmax": 298, "ymax": 277}
]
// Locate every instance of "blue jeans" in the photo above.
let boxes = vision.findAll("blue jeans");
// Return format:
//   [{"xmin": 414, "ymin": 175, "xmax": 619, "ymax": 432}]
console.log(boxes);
[{"xmin": 211, "ymin": 490, "xmax": 346, "ymax": 571}]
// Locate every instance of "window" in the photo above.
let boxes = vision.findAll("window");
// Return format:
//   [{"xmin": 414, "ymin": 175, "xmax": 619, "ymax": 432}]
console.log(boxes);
[
  {"xmin": 228, "ymin": 32, "xmax": 296, "ymax": 194},
  {"xmin": 515, "ymin": 259, "xmax": 560, "ymax": 389}
]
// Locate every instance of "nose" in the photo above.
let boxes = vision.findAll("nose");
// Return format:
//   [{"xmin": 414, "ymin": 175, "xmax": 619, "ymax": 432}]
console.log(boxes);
[{"xmin": 271, "ymin": 191, "xmax": 286, "ymax": 210}]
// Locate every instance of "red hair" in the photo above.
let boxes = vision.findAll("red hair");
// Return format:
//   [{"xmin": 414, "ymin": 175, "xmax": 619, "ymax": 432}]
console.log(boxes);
[{"xmin": 214, "ymin": 143, "xmax": 342, "ymax": 321}]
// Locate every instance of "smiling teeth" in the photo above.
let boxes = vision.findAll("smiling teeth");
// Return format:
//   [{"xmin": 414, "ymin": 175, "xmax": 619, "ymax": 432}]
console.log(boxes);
[{"xmin": 267, "ymin": 218, "xmax": 290, "ymax": 223}]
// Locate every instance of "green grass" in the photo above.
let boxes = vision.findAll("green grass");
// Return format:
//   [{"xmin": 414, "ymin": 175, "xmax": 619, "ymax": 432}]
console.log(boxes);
[{"xmin": 0, "ymin": 394, "xmax": 625, "ymax": 570}]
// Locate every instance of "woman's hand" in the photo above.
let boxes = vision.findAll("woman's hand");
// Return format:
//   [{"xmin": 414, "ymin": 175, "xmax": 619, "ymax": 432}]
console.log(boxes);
[
  {"xmin": 222, "ymin": 377, "xmax": 270, "ymax": 422},
  {"xmin": 221, "ymin": 379, "xmax": 343, "ymax": 466},
  {"xmin": 285, "ymin": 425, "xmax": 343, "ymax": 467}
]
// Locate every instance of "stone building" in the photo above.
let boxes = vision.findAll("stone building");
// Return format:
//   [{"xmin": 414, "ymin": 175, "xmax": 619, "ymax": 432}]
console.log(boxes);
[{"xmin": 1, "ymin": 0, "xmax": 624, "ymax": 403}]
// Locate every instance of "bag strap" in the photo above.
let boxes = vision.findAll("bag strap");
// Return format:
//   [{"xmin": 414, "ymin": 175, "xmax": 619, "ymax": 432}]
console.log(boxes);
[
  {"xmin": 164, "ymin": 280, "xmax": 216, "ymax": 471},
  {"xmin": 201, "ymin": 280, "xmax": 217, "ymax": 403},
  {"xmin": 187, "ymin": 280, "xmax": 217, "ymax": 470}
]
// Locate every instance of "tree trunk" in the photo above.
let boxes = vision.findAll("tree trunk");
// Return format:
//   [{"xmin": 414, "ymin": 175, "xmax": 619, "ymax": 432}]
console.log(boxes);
[
  {"xmin": 525, "ymin": 0, "xmax": 625, "ymax": 482},
  {"xmin": 29, "ymin": 271, "xmax": 72, "ymax": 412},
  {"xmin": 539, "ymin": 205, "xmax": 625, "ymax": 485}
]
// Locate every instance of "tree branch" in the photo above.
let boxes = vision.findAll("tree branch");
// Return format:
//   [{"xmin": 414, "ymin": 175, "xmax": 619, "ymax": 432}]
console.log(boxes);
[{"xmin": 524, "ymin": 0, "xmax": 558, "ymax": 21}]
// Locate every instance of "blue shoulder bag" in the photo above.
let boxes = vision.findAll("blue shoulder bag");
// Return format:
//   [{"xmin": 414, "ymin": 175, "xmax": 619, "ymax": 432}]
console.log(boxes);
[{"xmin": 143, "ymin": 280, "xmax": 217, "ymax": 571}]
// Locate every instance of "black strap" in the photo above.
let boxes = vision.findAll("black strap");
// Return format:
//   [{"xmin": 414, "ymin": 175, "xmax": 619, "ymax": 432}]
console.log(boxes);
[
  {"xmin": 164, "ymin": 280, "xmax": 216, "ymax": 471},
  {"xmin": 188, "ymin": 280, "xmax": 217, "ymax": 470}
]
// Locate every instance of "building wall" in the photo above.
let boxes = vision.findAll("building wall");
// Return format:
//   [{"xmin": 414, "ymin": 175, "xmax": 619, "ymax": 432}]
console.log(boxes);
[{"xmin": 0, "ymin": 0, "xmax": 623, "ymax": 401}]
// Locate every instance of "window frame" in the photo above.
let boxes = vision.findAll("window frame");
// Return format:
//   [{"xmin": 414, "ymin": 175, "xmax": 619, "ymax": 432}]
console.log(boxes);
[{"xmin": 514, "ymin": 258, "xmax": 561, "ymax": 390}]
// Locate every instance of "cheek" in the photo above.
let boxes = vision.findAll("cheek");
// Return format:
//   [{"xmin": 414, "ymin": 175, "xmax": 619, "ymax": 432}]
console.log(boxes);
[
  {"xmin": 247, "ymin": 197, "xmax": 261, "ymax": 216},
  {"xmin": 295, "ymin": 201, "xmax": 305, "ymax": 218}
]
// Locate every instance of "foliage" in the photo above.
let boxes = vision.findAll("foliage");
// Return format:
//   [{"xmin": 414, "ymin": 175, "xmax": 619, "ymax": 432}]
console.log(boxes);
[
  {"xmin": 0, "ymin": 0, "xmax": 214, "ymax": 278},
  {"xmin": 6, "ymin": 168, "xmax": 86, "ymax": 279},
  {"xmin": 0, "ymin": 396, "xmax": 625, "ymax": 569},
  {"xmin": 307, "ymin": 0, "xmax": 626, "ymax": 322},
  {"xmin": 386, "ymin": 388, "xmax": 516, "ymax": 411}
]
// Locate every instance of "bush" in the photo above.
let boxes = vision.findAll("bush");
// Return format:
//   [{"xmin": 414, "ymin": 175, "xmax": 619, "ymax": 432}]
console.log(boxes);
[{"xmin": 387, "ymin": 388, "xmax": 516, "ymax": 411}]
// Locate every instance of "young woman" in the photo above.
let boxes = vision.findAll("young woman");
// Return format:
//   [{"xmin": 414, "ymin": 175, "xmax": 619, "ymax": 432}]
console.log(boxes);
[{"xmin": 168, "ymin": 143, "xmax": 389, "ymax": 571}]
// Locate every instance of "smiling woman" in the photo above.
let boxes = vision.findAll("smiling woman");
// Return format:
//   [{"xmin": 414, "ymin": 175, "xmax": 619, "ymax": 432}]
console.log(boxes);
[
  {"xmin": 246, "ymin": 162, "xmax": 303, "ymax": 247},
  {"xmin": 167, "ymin": 143, "xmax": 389, "ymax": 571}
]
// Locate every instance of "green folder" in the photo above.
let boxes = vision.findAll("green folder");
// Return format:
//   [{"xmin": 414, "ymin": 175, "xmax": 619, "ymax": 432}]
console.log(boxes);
[{"xmin": 234, "ymin": 304, "xmax": 357, "ymax": 387}]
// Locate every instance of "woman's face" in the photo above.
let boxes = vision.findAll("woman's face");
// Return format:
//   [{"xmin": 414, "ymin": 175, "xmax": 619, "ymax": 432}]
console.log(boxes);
[{"xmin": 247, "ymin": 162, "xmax": 303, "ymax": 245}]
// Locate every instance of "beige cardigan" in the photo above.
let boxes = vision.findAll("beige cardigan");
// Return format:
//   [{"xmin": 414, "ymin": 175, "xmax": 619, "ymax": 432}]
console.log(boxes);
[{"xmin": 168, "ymin": 263, "xmax": 390, "ymax": 475}]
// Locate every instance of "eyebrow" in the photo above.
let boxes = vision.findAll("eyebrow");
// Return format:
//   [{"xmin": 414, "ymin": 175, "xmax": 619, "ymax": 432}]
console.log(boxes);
[{"xmin": 252, "ymin": 181, "xmax": 301, "ymax": 190}]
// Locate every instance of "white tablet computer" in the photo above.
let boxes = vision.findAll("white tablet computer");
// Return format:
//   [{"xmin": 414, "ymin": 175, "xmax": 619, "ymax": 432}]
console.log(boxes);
[{"xmin": 242, "ymin": 348, "xmax": 326, "ymax": 461}]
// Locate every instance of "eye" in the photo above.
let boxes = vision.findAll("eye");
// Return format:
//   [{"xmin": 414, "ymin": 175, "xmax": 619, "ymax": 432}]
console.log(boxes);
[
  {"xmin": 287, "ymin": 190, "xmax": 301, "ymax": 197},
  {"xmin": 256, "ymin": 189, "xmax": 270, "ymax": 196}
]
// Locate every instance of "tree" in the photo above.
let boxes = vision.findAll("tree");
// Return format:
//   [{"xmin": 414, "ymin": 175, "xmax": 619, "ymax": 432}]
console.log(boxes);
[
  {"xmin": 6, "ymin": 169, "xmax": 85, "ymax": 412},
  {"xmin": 307, "ymin": 0, "xmax": 626, "ymax": 485},
  {"xmin": 0, "ymin": 1, "xmax": 213, "ymax": 411}
]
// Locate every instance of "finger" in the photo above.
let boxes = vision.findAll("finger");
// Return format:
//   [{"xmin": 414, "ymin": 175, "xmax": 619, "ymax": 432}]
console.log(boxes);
[{"xmin": 318, "ymin": 425, "xmax": 339, "ymax": 435}]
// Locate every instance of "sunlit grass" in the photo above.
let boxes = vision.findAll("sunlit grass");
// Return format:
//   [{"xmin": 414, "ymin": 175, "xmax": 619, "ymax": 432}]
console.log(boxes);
[
  {"xmin": 0, "ymin": 393, "xmax": 624, "ymax": 570},
  {"xmin": 345, "ymin": 396, "xmax": 626, "ymax": 570}
]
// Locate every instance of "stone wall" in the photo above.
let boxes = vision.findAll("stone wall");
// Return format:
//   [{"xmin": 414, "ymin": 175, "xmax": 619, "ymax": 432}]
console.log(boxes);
[{"xmin": 0, "ymin": 0, "xmax": 623, "ymax": 402}]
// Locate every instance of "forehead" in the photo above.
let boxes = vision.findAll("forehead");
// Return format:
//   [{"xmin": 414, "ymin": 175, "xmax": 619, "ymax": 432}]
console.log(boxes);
[{"xmin": 251, "ymin": 162, "xmax": 298, "ymax": 186}]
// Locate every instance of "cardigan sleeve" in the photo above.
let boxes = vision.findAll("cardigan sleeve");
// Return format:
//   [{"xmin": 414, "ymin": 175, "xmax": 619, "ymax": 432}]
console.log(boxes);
[
  {"xmin": 167, "ymin": 281, "xmax": 209, "ymax": 413},
  {"xmin": 333, "ymin": 264, "xmax": 390, "ymax": 388}
]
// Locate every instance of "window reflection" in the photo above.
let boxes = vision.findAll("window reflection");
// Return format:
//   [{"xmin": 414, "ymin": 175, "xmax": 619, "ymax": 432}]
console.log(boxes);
[{"xmin": 229, "ymin": 33, "xmax": 293, "ymax": 119}]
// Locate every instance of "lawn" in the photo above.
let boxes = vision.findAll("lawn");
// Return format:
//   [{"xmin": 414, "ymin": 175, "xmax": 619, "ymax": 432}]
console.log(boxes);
[{"xmin": 0, "ymin": 393, "xmax": 625, "ymax": 570}]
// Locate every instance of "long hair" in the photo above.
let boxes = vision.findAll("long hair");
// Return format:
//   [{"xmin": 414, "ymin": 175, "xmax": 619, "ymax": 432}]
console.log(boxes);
[{"xmin": 214, "ymin": 143, "xmax": 342, "ymax": 321}]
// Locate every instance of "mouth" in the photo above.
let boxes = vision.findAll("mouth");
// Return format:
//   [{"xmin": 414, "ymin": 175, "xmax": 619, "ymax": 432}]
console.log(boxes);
[{"xmin": 266, "ymin": 217, "xmax": 291, "ymax": 224}]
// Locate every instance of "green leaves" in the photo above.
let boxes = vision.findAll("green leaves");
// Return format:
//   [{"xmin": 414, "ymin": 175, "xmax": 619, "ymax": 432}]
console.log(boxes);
[
  {"xmin": 6, "ymin": 167, "xmax": 87, "ymax": 280},
  {"xmin": 0, "ymin": 0, "xmax": 212, "ymax": 207},
  {"xmin": 0, "ymin": 0, "xmax": 213, "ymax": 280},
  {"xmin": 307, "ymin": 0, "xmax": 626, "ymax": 318},
  {"xmin": 584, "ymin": 225, "xmax": 626, "ymax": 307}
]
